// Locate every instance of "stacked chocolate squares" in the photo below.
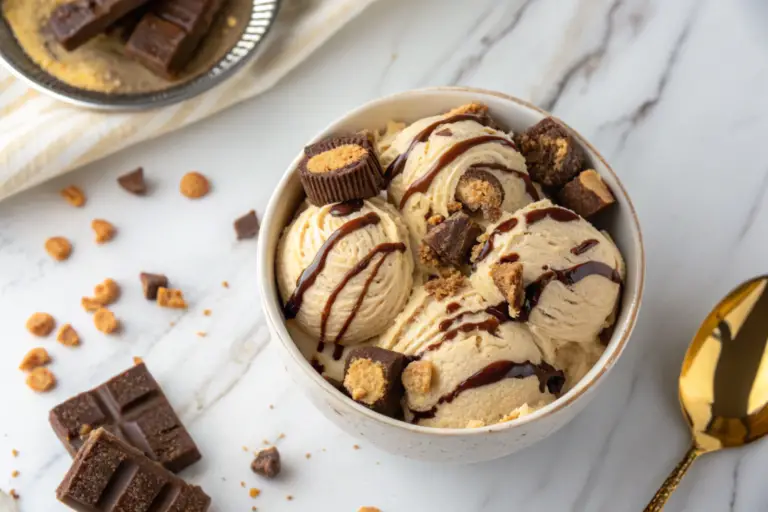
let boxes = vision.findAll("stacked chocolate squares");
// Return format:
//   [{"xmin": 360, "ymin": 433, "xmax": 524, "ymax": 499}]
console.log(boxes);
[
  {"xmin": 49, "ymin": 363, "xmax": 210, "ymax": 510},
  {"xmin": 48, "ymin": 0, "xmax": 225, "ymax": 78}
]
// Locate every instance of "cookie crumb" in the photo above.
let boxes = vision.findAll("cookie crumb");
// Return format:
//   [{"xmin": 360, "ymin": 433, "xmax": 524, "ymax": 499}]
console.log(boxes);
[
  {"xmin": 278, "ymin": 433, "xmax": 285, "ymax": 440},
  {"xmin": 9, "ymin": 489, "xmax": 18, "ymax": 500},
  {"xmin": 447, "ymin": 102, "xmax": 488, "ymax": 117},
  {"xmin": 402, "ymin": 360, "xmax": 433, "ymax": 394},
  {"xmin": 358, "ymin": 508, "xmax": 381, "ymax": 512},
  {"xmin": 91, "ymin": 219, "xmax": 117, "ymax": 244},
  {"xmin": 60, "ymin": 186, "xmax": 86, "ymax": 207},
  {"xmin": 269, "ymin": 404, "xmax": 274, "ymax": 409},
  {"xmin": 11, "ymin": 449, "xmax": 18, "ymax": 457},
  {"xmin": 93, "ymin": 308, "xmax": 119, "ymax": 334},
  {"xmin": 180, "ymin": 172, "xmax": 210, "ymax": 199},
  {"xmin": 242, "ymin": 446, "xmax": 249, "ymax": 452},
  {"xmin": 240, "ymin": 481, "xmax": 246, "ymax": 488},
  {"xmin": 203, "ymin": 309, "xmax": 212, "ymax": 316},
  {"xmin": 26, "ymin": 367, "xmax": 56, "ymax": 392},
  {"xmin": 222, "ymin": 281, "xmax": 230, "ymax": 288},
  {"xmin": 490, "ymin": 262, "xmax": 524, "ymax": 317},
  {"xmin": 466, "ymin": 419, "xmax": 485, "ymax": 428},
  {"xmin": 196, "ymin": 331, "xmax": 206, "ymax": 337},
  {"xmin": 94, "ymin": 278, "xmax": 120, "ymax": 306},
  {"xmin": 56, "ymin": 324, "xmax": 80, "ymax": 347},
  {"xmin": 45, "ymin": 237, "xmax": 72, "ymax": 261},
  {"xmin": 424, "ymin": 272, "xmax": 466, "ymax": 301},
  {"xmin": 353, "ymin": 444, "xmax": 360, "ymax": 450},
  {"xmin": 249, "ymin": 488, "xmax": 260, "ymax": 498},
  {"xmin": 262, "ymin": 439, "xmax": 270, "ymax": 445},
  {"xmin": 286, "ymin": 495, "xmax": 294, "ymax": 501},
  {"xmin": 81, "ymin": 297, "xmax": 101, "ymax": 312},
  {"xmin": 11, "ymin": 470, "xmax": 19, "ymax": 478},
  {"xmin": 133, "ymin": 356, "xmax": 143, "ymax": 365},
  {"xmin": 18, "ymin": 347, "xmax": 51, "ymax": 372},
  {"xmin": 26, "ymin": 312, "xmax": 55, "ymax": 336},
  {"xmin": 157, "ymin": 288, "xmax": 187, "ymax": 309},
  {"xmin": 418, "ymin": 243, "xmax": 443, "ymax": 268},
  {"xmin": 305, "ymin": 453, "xmax": 311, "ymax": 459}
]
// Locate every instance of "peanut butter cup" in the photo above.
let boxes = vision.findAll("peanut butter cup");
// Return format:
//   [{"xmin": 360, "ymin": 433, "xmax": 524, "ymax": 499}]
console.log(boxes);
[{"xmin": 299, "ymin": 135, "xmax": 384, "ymax": 206}]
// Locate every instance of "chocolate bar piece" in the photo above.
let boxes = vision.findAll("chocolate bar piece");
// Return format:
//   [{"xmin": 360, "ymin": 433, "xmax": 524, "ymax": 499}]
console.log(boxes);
[
  {"xmin": 49, "ymin": 0, "xmax": 154, "ymax": 51},
  {"xmin": 558, "ymin": 169, "xmax": 616, "ymax": 218},
  {"xmin": 423, "ymin": 212, "xmax": 483, "ymax": 267},
  {"xmin": 234, "ymin": 210, "xmax": 260, "ymax": 240},
  {"xmin": 343, "ymin": 347, "xmax": 407, "ymax": 418},
  {"xmin": 57, "ymin": 428, "xmax": 210, "ymax": 511},
  {"xmin": 126, "ymin": 0, "xmax": 224, "ymax": 77},
  {"xmin": 49, "ymin": 363, "xmax": 201, "ymax": 473}
]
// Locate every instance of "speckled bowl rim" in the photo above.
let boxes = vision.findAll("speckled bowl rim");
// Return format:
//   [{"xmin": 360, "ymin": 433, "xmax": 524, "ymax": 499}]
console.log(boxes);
[{"xmin": 258, "ymin": 86, "xmax": 645, "ymax": 437}]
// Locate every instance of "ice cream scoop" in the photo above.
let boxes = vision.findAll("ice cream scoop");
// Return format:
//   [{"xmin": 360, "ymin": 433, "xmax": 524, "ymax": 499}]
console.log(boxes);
[
  {"xmin": 276, "ymin": 197, "xmax": 414, "ymax": 347},
  {"xmin": 379, "ymin": 104, "xmax": 540, "ymax": 254},
  {"xmin": 377, "ymin": 276, "xmax": 563, "ymax": 428},
  {"xmin": 471, "ymin": 199, "xmax": 624, "ymax": 347}
]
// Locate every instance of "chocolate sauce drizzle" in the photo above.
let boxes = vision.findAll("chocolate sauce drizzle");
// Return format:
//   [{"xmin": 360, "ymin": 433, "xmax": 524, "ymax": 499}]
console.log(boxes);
[
  {"xmin": 399, "ymin": 135, "xmax": 518, "ymax": 209},
  {"xmin": 499, "ymin": 253, "xmax": 520, "ymax": 264},
  {"xmin": 315, "ymin": 342, "xmax": 346, "ymax": 361},
  {"xmin": 525, "ymin": 206, "xmax": 579, "ymax": 225},
  {"xmin": 468, "ymin": 163, "xmax": 540, "ymax": 201},
  {"xmin": 519, "ymin": 261, "xmax": 621, "ymax": 321},
  {"xmin": 475, "ymin": 218, "xmax": 518, "ymax": 262},
  {"xmin": 329, "ymin": 199, "xmax": 364, "ymax": 217},
  {"xmin": 409, "ymin": 360, "xmax": 565, "ymax": 423},
  {"xmin": 384, "ymin": 113, "xmax": 489, "ymax": 181},
  {"xmin": 283, "ymin": 212, "xmax": 381, "ymax": 319},
  {"xmin": 445, "ymin": 302, "xmax": 461, "ymax": 314},
  {"xmin": 571, "ymin": 238, "xmax": 599, "ymax": 255},
  {"xmin": 310, "ymin": 358, "xmax": 325, "ymax": 374}
]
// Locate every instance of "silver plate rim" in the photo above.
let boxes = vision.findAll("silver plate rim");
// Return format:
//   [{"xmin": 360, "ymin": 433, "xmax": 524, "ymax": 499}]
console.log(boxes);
[{"xmin": 0, "ymin": 0, "xmax": 282, "ymax": 111}]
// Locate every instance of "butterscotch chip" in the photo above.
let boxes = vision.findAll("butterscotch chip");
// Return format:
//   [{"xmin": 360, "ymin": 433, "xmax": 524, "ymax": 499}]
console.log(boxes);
[
  {"xmin": 45, "ymin": 237, "xmax": 72, "ymax": 261},
  {"xmin": 26, "ymin": 367, "xmax": 56, "ymax": 392},
  {"xmin": 81, "ymin": 297, "xmax": 101, "ymax": 312},
  {"xmin": 424, "ymin": 272, "xmax": 466, "ymax": 301},
  {"xmin": 249, "ymin": 488, "xmax": 261, "ymax": 498},
  {"xmin": 157, "ymin": 287, "xmax": 187, "ymax": 308},
  {"xmin": 402, "ymin": 360, "xmax": 433, "ymax": 394},
  {"xmin": 180, "ymin": 172, "xmax": 210, "ymax": 199},
  {"xmin": 19, "ymin": 347, "xmax": 51, "ymax": 371},
  {"xmin": 60, "ymin": 185, "xmax": 86, "ymax": 207},
  {"xmin": 93, "ymin": 308, "xmax": 119, "ymax": 334},
  {"xmin": 26, "ymin": 312, "xmax": 55, "ymax": 336},
  {"xmin": 558, "ymin": 169, "xmax": 616, "ymax": 218},
  {"xmin": 491, "ymin": 262, "xmax": 525, "ymax": 317},
  {"xmin": 91, "ymin": 219, "xmax": 116, "ymax": 244},
  {"xmin": 56, "ymin": 324, "xmax": 80, "ymax": 347},
  {"xmin": 359, "ymin": 508, "xmax": 381, "ymax": 512},
  {"xmin": 93, "ymin": 278, "xmax": 120, "ymax": 305}
]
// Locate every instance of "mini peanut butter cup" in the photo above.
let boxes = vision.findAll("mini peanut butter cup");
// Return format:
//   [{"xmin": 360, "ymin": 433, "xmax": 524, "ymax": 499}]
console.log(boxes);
[{"xmin": 299, "ymin": 134, "xmax": 384, "ymax": 206}]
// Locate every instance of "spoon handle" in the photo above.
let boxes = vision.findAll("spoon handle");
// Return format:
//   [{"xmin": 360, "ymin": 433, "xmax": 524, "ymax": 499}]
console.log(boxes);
[{"xmin": 644, "ymin": 444, "xmax": 701, "ymax": 511}]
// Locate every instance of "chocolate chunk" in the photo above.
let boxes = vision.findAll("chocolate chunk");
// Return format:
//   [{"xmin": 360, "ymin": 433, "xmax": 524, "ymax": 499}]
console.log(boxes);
[
  {"xmin": 422, "ymin": 212, "xmax": 483, "ymax": 267},
  {"xmin": 56, "ymin": 428, "xmax": 210, "ymax": 511},
  {"xmin": 514, "ymin": 117, "xmax": 585, "ymax": 187},
  {"xmin": 251, "ymin": 446, "xmax": 281, "ymax": 478},
  {"xmin": 117, "ymin": 167, "xmax": 146, "ymax": 195},
  {"xmin": 299, "ymin": 134, "xmax": 384, "ymax": 206},
  {"xmin": 126, "ymin": 0, "xmax": 225, "ymax": 77},
  {"xmin": 558, "ymin": 169, "xmax": 616, "ymax": 218},
  {"xmin": 49, "ymin": 363, "xmax": 201, "ymax": 473},
  {"xmin": 49, "ymin": 0, "xmax": 153, "ymax": 51},
  {"xmin": 234, "ymin": 210, "xmax": 260, "ymax": 240},
  {"xmin": 343, "ymin": 347, "xmax": 407, "ymax": 418},
  {"xmin": 455, "ymin": 168, "xmax": 505, "ymax": 221},
  {"xmin": 140, "ymin": 272, "xmax": 169, "ymax": 300},
  {"xmin": 490, "ymin": 262, "xmax": 525, "ymax": 317}
]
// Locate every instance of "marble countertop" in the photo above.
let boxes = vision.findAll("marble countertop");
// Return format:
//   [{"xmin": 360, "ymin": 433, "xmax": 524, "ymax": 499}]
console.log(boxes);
[{"xmin": 1, "ymin": 0, "xmax": 767, "ymax": 510}]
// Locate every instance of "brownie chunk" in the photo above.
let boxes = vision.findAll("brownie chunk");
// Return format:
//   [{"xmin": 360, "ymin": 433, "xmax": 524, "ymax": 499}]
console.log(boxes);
[
  {"xmin": 251, "ymin": 446, "xmax": 281, "ymax": 478},
  {"xmin": 422, "ymin": 212, "xmax": 482, "ymax": 267},
  {"xmin": 558, "ymin": 169, "xmax": 616, "ymax": 218},
  {"xmin": 343, "ymin": 347, "xmax": 407, "ymax": 418},
  {"xmin": 514, "ymin": 117, "xmax": 585, "ymax": 187}
]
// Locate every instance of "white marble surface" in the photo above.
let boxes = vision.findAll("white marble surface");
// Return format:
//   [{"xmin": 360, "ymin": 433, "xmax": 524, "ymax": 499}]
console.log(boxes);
[{"xmin": 1, "ymin": 0, "xmax": 767, "ymax": 510}]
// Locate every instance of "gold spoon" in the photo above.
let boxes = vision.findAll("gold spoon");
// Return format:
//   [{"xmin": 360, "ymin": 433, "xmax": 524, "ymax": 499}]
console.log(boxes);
[{"xmin": 645, "ymin": 275, "xmax": 768, "ymax": 511}]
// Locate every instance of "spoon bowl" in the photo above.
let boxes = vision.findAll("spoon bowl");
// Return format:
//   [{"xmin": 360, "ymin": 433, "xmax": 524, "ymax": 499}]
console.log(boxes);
[{"xmin": 645, "ymin": 275, "xmax": 768, "ymax": 511}]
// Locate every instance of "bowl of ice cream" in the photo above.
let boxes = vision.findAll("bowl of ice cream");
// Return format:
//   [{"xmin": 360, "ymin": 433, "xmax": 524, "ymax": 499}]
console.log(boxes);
[{"xmin": 257, "ymin": 86, "xmax": 644, "ymax": 463}]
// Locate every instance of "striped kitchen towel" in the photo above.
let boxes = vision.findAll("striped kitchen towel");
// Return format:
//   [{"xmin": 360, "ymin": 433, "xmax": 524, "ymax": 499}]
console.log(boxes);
[{"xmin": 0, "ymin": 0, "xmax": 378, "ymax": 201}]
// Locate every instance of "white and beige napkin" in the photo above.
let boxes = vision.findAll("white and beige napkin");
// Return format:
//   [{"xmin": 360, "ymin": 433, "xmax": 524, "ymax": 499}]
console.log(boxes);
[{"xmin": 0, "ymin": 0, "xmax": 379, "ymax": 202}]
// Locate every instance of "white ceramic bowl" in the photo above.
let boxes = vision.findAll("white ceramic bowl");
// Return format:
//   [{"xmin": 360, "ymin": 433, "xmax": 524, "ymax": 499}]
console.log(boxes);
[{"xmin": 257, "ymin": 87, "xmax": 645, "ymax": 463}]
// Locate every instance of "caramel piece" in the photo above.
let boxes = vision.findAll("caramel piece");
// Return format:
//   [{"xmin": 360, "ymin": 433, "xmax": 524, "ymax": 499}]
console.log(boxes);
[
  {"xmin": 57, "ymin": 324, "xmax": 80, "ymax": 347},
  {"xmin": 19, "ymin": 347, "xmax": 51, "ymax": 371},
  {"xmin": 91, "ymin": 219, "xmax": 116, "ymax": 244}
]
